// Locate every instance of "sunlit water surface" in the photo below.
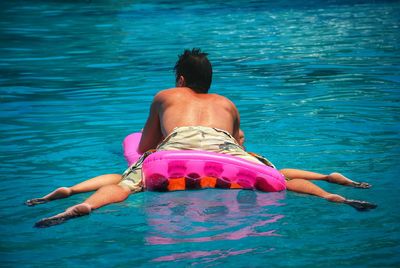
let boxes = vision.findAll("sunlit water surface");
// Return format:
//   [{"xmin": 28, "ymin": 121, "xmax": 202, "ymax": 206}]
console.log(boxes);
[{"xmin": 1, "ymin": 0, "xmax": 399, "ymax": 267}]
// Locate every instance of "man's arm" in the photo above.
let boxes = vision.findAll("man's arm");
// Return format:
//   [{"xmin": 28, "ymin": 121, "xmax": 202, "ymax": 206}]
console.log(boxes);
[
  {"xmin": 232, "ymin": 117, "xmax": 241, "ymax": 143},
  {"xmin": 230, "ymin": 100, "xmax": 241, "ymax": 143},
  {"xmin": 138, "ymin": 93, "xmax": 164, "ymax": 154}
]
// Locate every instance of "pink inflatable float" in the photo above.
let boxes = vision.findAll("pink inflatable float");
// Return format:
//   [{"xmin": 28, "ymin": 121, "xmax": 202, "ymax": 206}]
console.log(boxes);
[{"xmin": 123, "ymin": 133, "xmax": 286, "ymax": 192}]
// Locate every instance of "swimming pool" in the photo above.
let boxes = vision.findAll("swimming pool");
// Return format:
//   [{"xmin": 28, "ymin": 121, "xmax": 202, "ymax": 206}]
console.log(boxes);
[{"xmin": 1, "ymin": 0, "xmax": 399, "ymax": 266}]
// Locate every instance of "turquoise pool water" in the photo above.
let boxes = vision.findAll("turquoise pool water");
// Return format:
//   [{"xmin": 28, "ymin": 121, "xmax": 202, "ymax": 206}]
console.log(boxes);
[{"xmin": 1, "ymin": 0, "xmax": 399, "ymax": 266}]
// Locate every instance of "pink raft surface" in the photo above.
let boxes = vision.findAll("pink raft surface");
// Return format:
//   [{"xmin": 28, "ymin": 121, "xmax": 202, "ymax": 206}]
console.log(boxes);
[{"xmin": 123, "ymin": 132, "xmax": 286, "ymax": 192}]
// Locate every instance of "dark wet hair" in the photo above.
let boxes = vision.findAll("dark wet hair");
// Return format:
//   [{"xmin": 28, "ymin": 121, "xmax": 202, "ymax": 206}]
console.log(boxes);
[{"xmin": 174, "ymin": 48, "xmax": 212, "ymax": 93}]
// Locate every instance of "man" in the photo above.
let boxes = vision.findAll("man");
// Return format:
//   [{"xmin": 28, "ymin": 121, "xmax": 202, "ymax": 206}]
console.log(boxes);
[
  {"xmin": 34, "ymin": 48, "xmax": 258, "ymax": 227},
  {"xmin": 32, "ymin": 49, "xmax": 376, "ymax": 228}
]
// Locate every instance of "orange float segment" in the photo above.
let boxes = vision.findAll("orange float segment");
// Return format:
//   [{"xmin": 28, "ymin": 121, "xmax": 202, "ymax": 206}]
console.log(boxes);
[
  {"xmin": 230, "ymin": 182, "xmax": 242, "ymax": 189},
  {"xmin": 200, "ymin": 177, "xmax": 217, "ymax": 188},
  {"xmin": 167, "ymin": 177, "xmax": 186, "ymax": 191}
]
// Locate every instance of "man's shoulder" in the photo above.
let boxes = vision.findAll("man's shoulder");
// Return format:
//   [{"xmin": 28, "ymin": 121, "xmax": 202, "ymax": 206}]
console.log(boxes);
[
  {"xmin": 209, "ymin": 93, "xmax": 235, "ymax": 106},
  {"xmin": 153, "ymin": 87, "xmax": 185, "ymax": 101}
]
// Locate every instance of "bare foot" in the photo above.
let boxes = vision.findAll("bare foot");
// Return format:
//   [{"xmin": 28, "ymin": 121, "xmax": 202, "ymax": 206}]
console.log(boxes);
[
  {"xmin": 328, "ymin": 173, "xmax": 371, "ymax": 188},
  {"xmin": 34, "ymin": 203, "xmax": 92, "ymax": 228},
  {"xmin": 351, "ymin": 182, "xmax": 371, "ymax": 189},
  {"xmin": 324, "ymin": 194, "xmax": 377, "ymax": 211},
  {"xmin": 25, "ymin": 187, "xmax": 72, "ymax": 206},
  {"xmin": 344, "ymin": 199, "xmax": 377, "ymax": 211},
  {"xmin": 25, "ymin": 198, "xmax": 48, "ymax": 206}
]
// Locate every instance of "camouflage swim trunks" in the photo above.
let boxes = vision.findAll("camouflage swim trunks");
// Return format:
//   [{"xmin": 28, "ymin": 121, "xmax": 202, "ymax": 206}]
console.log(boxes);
[{"xmin": 119, "ymin": 126, "xmax": 277, "ymax": 191}]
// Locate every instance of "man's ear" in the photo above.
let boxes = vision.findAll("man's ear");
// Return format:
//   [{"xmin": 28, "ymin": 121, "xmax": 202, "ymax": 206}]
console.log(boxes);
[{"xmin": 176, "ymin": 76, "xmax": 186, "ymax": 87}]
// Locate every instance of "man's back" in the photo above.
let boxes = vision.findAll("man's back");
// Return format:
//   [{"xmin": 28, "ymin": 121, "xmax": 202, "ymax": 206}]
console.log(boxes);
[
  {"xmin": 159, "ymin": 87, "xmax": 238, "ymax": 136},
  {"xmin": 139, "ymin": 87, "xmax": 240, "ymax": 153}
]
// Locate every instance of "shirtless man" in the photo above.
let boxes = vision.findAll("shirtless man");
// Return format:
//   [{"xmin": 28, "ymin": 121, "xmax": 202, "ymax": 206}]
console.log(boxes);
[
  {"xmin": 30, "ymin": 49, "xmax": 376, "ymax": 228},
  {"xmin": 32, "ymin": 48, "xmax": 247, "ymax": 227}
]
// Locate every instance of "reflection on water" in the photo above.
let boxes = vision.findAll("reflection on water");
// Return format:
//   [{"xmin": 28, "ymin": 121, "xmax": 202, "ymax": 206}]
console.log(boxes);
[
  {"xmin": 143, "ymin": 190, "xmax": 285, "ymax": 245},
  {"xmin": 152, "ymin": 248, "xmax": 258, "ymax": 264}
]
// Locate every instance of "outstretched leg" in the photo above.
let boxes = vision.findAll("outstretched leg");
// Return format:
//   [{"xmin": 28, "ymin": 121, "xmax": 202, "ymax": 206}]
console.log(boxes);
[
  {"xmin": 34, "ymin": 184, "xmax": 132, "ymax": 228},
  {"xmin": 25, "ymin": 174, "xmax": 122, "ymax": 206},
  {"xmin": 286, "ymin": 179, "xmax": 377, "ymax": 211},
  {"xmin": 280, "ymin": 169, "xmax": 371, "ymax": 188}
]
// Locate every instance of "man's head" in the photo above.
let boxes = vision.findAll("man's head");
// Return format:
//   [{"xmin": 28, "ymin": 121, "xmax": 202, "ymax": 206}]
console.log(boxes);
[{"xmin": 174, "ymin": 48, "xmax": 212, "ymax": 93}]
